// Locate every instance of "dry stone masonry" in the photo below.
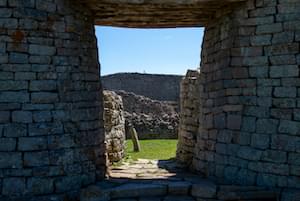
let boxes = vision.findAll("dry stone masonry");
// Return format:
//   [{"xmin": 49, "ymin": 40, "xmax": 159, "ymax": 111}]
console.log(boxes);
[
  {"xmin": 1, "ymin": 0, "xmax": 300, "ymax": 200},
  {"xmin": 115, "ymin": 90, "xmax": 179, "ymax": 139},
  {"xmin": 103, "ymin": 90, "xmax": 126, "ymax": 163},
  {"xmin": 0, "ymin": 0, "xmax": 105, "ymax": 200},
  {"xmin": 177, "ymin": 70, "xmax": 200, "ymax": 168}
]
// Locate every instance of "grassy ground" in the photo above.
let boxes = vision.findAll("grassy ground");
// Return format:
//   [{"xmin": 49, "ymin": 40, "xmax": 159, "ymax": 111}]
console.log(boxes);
[{"xmin": 125, "ymin": 139, "xmax": 178, "ymax": 160}]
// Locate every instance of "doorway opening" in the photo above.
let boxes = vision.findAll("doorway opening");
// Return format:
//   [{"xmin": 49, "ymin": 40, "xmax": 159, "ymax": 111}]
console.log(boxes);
[{"xmin": 97, "ymin": 27, "xmax": 204, "ymax": 176}]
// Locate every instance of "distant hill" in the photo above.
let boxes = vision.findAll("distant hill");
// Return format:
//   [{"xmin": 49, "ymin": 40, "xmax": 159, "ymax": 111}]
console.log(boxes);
[{"xmin": 101, "ymin": 73, "xmax": 183, "ymax": 102}]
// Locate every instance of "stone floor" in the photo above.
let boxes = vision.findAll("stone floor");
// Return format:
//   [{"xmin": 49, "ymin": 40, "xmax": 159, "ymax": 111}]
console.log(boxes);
[{"xmin": 81, "ymin": 159, "xmax": 279, "ymax": 201}]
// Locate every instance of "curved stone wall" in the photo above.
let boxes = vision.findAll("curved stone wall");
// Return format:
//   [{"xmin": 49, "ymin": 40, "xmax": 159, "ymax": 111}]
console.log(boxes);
[
  {"xmin": 192, "ymin": 0, "xmax": 300, "ymax": 190},
  {"xmin": 0, "ymin": 0, "xmax": 105, "ymax": 199}
]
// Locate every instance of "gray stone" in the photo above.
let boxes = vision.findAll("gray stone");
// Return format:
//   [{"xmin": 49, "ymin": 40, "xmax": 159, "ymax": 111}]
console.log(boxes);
[
  {"xmin": 272, "ymin": 31, "xmax": 294, "ymax": 44},
  {"xmin": 27, "ymin": 177, "xmax": 54, "ymax": 194},
  {"xmin": 30, "ymin": 80, "xmax": 57, "ymax": 91},
  {"xmin": 214, "ymin": 113, "xmax": 226, "ymax": 129},
  {"xmin": 262, "ymin": 150, "xmax": 287, "ymax": 163},
  {"xmin": 29, "ymin": 56, "xmax": 52, "ymax": 64},
  {"xmin": 244, "ymin": 106, "xmax": 269, "ymax": 118},
  {"xmin": 227, "ymin": 114, "xmax": 241, "ymax": 130},
  {"xmin": 0, "ymin": 91, "xmax": 30, "ymax": 103},
  {"xmin": 2, "ymin": 177, "xmax": 26, "ymax": 196},
  {"xmin": 9, "ymin": 52, "xmax": 28, "ymax": 64},
  {"xmin": 241, "ymin": 116, "xmax": 256, "ymax": 132},
  {"xmin": 4, "ymin": 123, "xmax": 27, "ymax": 137},
  {"xmin": 0, "ymin": 138, "xmax": 16, "ymax": 151},
  {"xmin": 251, "ymin": 134, "xmax": 270, "ymax": 149},
  {"xmin": 0, "ymin": 152, "xmax": 22, "ymax": 168},
  {"xmin": 111, "ymin": 183, "xmax": 167, "ymax": 198},
  {"xmin": 29, "ymin": 44, "xmax": 56, "ymax": 56},
  {"xmin": 249, "ymin": 66, "xmax": 268, "ymax": 78},
  {"xmin": 265, "ymin": 44, "xmax": 299, "ymax": 56},
  {"xmin": 31, "ymin": 92, "xmax": 59, "ymax": 104},
  {"xmin": 256, "ymin": 119, "xmax": 278, "ymax": 134},
  {"xmin": 257, "ymin": 173, "xmax": 277, "ymax": 188},
  {"xmin": 0, "ymin": 111, "xmax": 10, "ymax": 123},
  {"xmin": 28, "ymin": 122, "xmax": 63, "ymax": 136},
  {"xmin": 273, "ymin": 98, "xmax": 296, "ymax": 108},
  {"xmin": 237, "ymin": 146, "xmax": 262, "ymax": 161},
  {"xmin": 256, "ymin": 23, "xmax": 282, "ymax": 34},
  {"xmin": 33, "ymin": 111, "xmax": 52, "ymax": 122},
  {"xmin": 12, "ymin": 111, "xmax": 32, "ymax": 123},
  {"xmin": 0, "ymin": 18, "xmax": 18, "ymax": 28},
  {"xmin": 15, "ymin": 72, "xmax": 36, "ymax": 80},
  {"xmin": 18, "ymin": 137, "xmax": 47, "ymax": 151},
  {"xmin": 168, "ymin": 181, "xmax": 191, "ymax": 195},
  {"xmin": 250, "ymin": 35, "xmax": 271, "ymax": 46},
  {"xmin": 278, "ymin": 120, "xmax": 300, "ymax": 135},
  {"xmin": 0, "ymin": 80, "xmax": 28, "ymax": 91},
  {"xmin": 55, "ymin": 175, "xmax": 82, "ymax": 193},
  {"xmin": 270, "ymin": 65, "xmax": 299, "ymax": 78},
  {"xmin": 24, "ymin": 151, "xmax": 49, "ymax": 167},
  {"xmin": 139, "ymin": 197, "xmax": 161, "ymax": 201},
  {"xmin": 274, "ymin": 87, "xmax": 297, "ymax": 98},
  {"xmin": 163, "ymin": 196, "xmax": 195, "ymax": 201},
  {"xmin": 270, "ymin": 55, "xmax": 296, "ymax": 65},
  {"xmin": 281, "ymin": 189, "xmax": 300, "ymax": 201},
  {"xmin": 288, "ymin": 153, "xmax": 300, "ymax": 165},
  {"xmin": 191, "ymin": 179, "xmax": 216, "ymax": 198},
  {"xmin": 19, "ymin": 18, "xmax": 38, "ymax": 29},
  {"xmin": 243, "ymin": 56, "xmax": 268, "ymax": 66}
]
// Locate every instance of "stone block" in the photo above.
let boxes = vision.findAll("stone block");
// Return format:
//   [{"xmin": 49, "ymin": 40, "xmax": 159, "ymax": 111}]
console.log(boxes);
[
  {"xmin": 2, "ymin": 177, "xmax": 26, "ymax": 196},
  {"xmin": 36, "ymin": 0, "xmax": 56, "ymax": 12},
  {"xmin": 288, "ymin": 153, "xmax": 300, "ymax": 165},
  {"xmin": 251, "ymin": 134, "xmax": 270, "ymax": 149},
  {"xmin": 217, "ymin": 130, "xmax": 233, "ymax": 143},
  {"xmin": 0, "ymin": 72, "xmax": 13, "ymax": 80},
  {"xmin": 0, "ymin": 138, "xmax": 16, "ymax": 151},
  {"xmin": 168, "ymin": 181, "xmax": 191, "ymax": 195},
  {"xmin": 80, "ymin": 185, "xmax": 110, "ymax": 201},
  {"xmin": 244, "ymin": 106, "xmax": 269, "ymax": 118},
  {"xmin": 0, "ymin": 111, "xmax": 10, "ymax": 123},
  {"xmin": 33, "ymin": 111, "xmax": 52, "ymax": 122},
  {"xmin": 164, "ymin": 196, "xmax": 195, "ymax": 201},
  {"xmin": 256, "ymin": 119, "xmax": 278, "ymax": 134},
  {"xmin": 29, "ymin": 44, "xmax": 56, "ymax": 56},
  {"xmin": 15, "ymin": 72, "xmax": 36, "ymax": 80},
  {"xmin": 271, "ymin": 134, "xmax": 299, "ymax": 152},
  {"xmin": 272, "ymin": 31, "xmax": 294, "ymax": 44},
  {"xmin": 191, "ymin": 179, "xmax": 216, "ymax": 198},
  {"xmin": 274, "ymin": 87, "xmax": 297, "ymax": 98},
  {"xmin": 270, "ymin": 55, "xmax": 296, "ymax": 65},
  {"xmin": 29, "ymin": 56, "xmax": 52, "ymax": 64},
  {"xmin": 30, "ymin": 80, "xmax": 57, "ymax": 91},
  {"xmin": 18, "ymin": 137, "xmax": 47, "ymax": 151},
  {"xmin": 281, "ymin": 189, "xmax": 300, "ymax": 201},
  {"xmin": 265, "ymin": 43, "xmax": 299, "ymax": 56},
  {"xmin": 256, "ymin": 23, "xmax": 282, "ymax": 34},
  {"xmin": 237, "ymin": 146, "xmax": 262, "ymax": 161},
  {"xmin": 227, "ymin": 114, "xmax": 241, "ymax": 130},
  {"xmin": 24, "ymin": 151, "xmax": 49, "ymax": 167},
  {"xmin": 290, "ymin": 165, "xmax": 300, "ymax": 176},
  {"xmin": 19, "ymin": 18, "xmax": 38, "ymax": 29},
  {"xmin": 4, "ymin": 123, "xmax": 26, "ymax": 137},
  {"xmin": 270, "ymin": 65, "xmax": 299, "ymax": 78},
  {"xmin": 0, "ymin": 7, "xmax": 11, "ymax": 17},
  {"xmin": 273, "ymin": 98, "xmax": 296, "ymax": 108},
  {"xmin": 271, "ymin": 108, "xmax": 292, "ymax": 120},
  {"xmin": 9, "ymin": 52, "xmax": 28, "ymax": 64},
  {"xmin": 243, "ymin": 56, "xmax": 268, "ymax": 66},
  {"xmin": 213, "ymin": 113, "xmax": 226, "ymax": 129},
  {"xmin": 28, "ymin": 122, "xmax": 63, "ymax": 136},
  {"xmin": 261, "ymin": 150, "xmax": 287, "ymax": 163},
  {"xmin": 0, "ymin": 18, "xmax": 17, "ymax": 28},
  {"xmin": 0, "ymin": 91, "xmax": 30, "ymax": 103},
  {"xmin": 224, "ymin": 166, "xmax": 239, "ymax": 182},
  {"xmin": 12, "ymin": 111, "xmax": 32, "ymax": 123},
  {"xmin": 0, "ymin": 80, "xmax": 28, "ymax": 91},
  {"xmin": 27, "ymin": 177, "xmax": 54, "ymax": 194},
  {"xmin": 249, "ymin": 66, "xmax": 268, "ymax": 78},
  {"xmin": 257, "ymin": 173, "xmax": 277, "ymax": 187},
  {"xmin": 0, "ymin": 152, "xmax": 22, "ymax": 168},
  {"xmin": 0, "ymin": 0, "xmax": 6, "ymax": 6},
  {"xmin": 278, "ymin": 120, "xmax": 300, "ymax": 135},
  {"xmin": 31, "ymin": 92, "xmax": 58, "ymax": 103}
]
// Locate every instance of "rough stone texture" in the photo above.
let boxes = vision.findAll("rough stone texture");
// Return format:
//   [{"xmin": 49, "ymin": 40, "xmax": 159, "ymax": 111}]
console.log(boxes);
[
  {"xmin": 187, "ymin": 0, "xmax": 300, "ymax": 194},
  {"xmin": 177, "ymin": 70, "xmax": 199, "ymax": 167},
  {"xmin": 103, "ymin": 90, "xmax": 126, "ymax": 163},
  {"xmin": 0, "ymin": 0, "xmax": 105, "ymax": 199},
  {"xmin": 114, "ymin": 90, "xmax": 179, "ymax": 139},
  {"xmin": 102, "ymin": 73, "xmax": 182, "ymax": 102}
]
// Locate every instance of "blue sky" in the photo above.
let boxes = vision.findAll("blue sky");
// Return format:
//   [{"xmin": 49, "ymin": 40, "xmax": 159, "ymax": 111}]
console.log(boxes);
[{"xmin": 95, "ymin": 26, "xmax": 204, "ymax": 76}]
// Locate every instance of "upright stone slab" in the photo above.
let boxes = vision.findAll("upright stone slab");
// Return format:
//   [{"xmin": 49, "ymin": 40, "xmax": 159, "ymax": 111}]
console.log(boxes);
[
  {"xmin": 0, "ymin": 0, "xmax": 105, "ymax": 199},
  {"xmin": 192, "ymin": 0, "xmax": 300, "ymax": 190}
]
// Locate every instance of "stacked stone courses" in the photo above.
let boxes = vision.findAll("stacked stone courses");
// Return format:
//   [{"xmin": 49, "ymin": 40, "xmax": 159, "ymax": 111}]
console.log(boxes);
[
  {"xmin": 0, "ymin": 0, "xmax": 105, "ymax": 200},
  {"xmin": 184, "ymin": 0, "xmax": 300, "ymax": 195}
]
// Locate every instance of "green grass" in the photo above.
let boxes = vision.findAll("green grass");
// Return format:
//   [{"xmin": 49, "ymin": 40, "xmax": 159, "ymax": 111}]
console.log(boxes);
[{"xmin": 125, "ymin": 139, "xmax": 178, "ymax": 160}]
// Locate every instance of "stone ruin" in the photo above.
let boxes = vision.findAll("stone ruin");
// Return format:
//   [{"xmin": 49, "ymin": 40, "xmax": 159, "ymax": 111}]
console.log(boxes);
[
  {"xmin": 114, "ymin": 90, "xmax": 179, "ymax": 140},
  {"xmin": 103, "ymin": 90, "xmax": 125, "ymax": 163},
  {"xmin": 0, "ymin": 0, "xmax": 299, "ymax": 200}
]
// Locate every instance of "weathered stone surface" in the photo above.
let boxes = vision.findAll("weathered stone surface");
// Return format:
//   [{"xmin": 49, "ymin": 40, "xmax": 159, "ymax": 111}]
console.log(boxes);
[
  {"xmin": 191, "ymin": 179, "xmax": 216, "ymax": 198},
  {"xmin": 111, "ymin": 183, "xmax": 167, "ymax": 198}
]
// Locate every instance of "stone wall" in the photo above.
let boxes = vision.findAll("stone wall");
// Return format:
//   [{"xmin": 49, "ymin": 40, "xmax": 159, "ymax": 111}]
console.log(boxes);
[
  {"xmin": 0, "ymin": 0, "xmax": 105, "ymax": 199},
  {"xmin": 102, "ymin": 73, "xmax": 183, "ymax": 102},
  {"xmin": 177, "ymin": 70, "xmax": 200, "ymax": 167},
  {"xmin": 191, "ymin": 0, "xmax": 300, "ymax": 191},
  {"xmin": 103, "ymin": 90, "xmax": 125, "ymax": 163},
  {"xmin": 115, "ymin": 90, "xmax": 179, "ymax": 139}
]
